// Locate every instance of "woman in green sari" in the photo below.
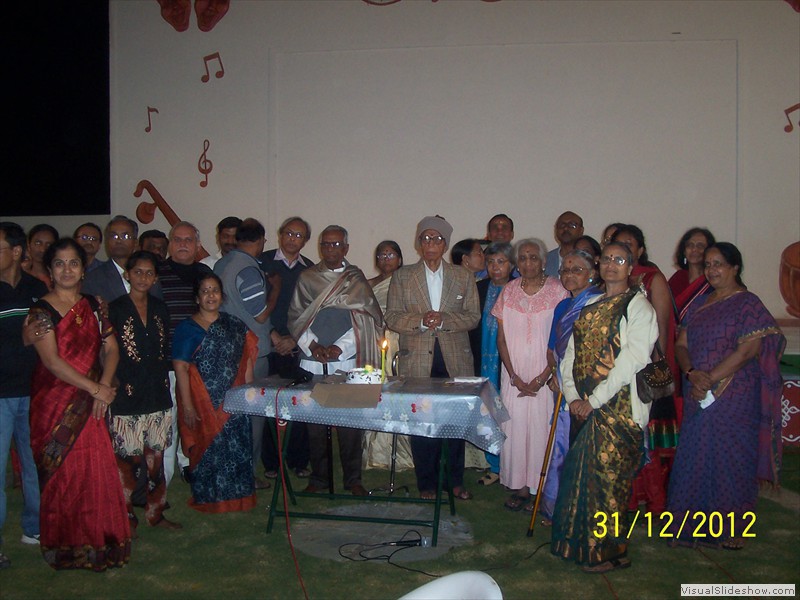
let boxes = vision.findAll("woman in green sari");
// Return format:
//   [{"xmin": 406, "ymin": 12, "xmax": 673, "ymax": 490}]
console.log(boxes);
[{"xmin": 551, "ymin": 241, "xmax": 658, "ymax": 573}]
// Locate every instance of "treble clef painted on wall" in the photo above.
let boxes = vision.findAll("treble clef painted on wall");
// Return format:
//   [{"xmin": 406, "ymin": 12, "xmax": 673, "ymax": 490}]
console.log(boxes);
[
  {"xmin": 133, "ymin": 179, "xmax": 210, "ymax": 260},
  {"xmin": 198, "ymin": 139, "xmax": 213, "ymax": 187}
]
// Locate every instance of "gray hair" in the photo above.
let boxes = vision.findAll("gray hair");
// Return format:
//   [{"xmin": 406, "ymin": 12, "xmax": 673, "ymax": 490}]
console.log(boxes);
[
  {"xmin": 562, "ymin": 249, "xmax": 596, "ymax": 271},
  {"xmin": 512, "ymin": 237, "xmax": 547, "ymax": 262},
  {"xmin": 169, "ymin": 220, "xmax": 200, "ymax": 241},
  {"xmin": 320, "ymin": 225, "xmax": 348, "ymax": 245},
  {"xmin": 279, "ymin": 216, "xmax": 311, "ymax": 240},
  {"xmin": 106, "ymin": 215, "xmax": 139, "ymax": 238},
  {"xmin": 484, "ymin": 241, "xmax": 514, "ymax": 264}
]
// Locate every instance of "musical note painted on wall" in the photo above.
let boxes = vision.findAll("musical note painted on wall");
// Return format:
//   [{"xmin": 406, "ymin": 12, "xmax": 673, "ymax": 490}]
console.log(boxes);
[
  {"xmin": 144, "ymin": 107, "xmax": 160, "ymax": 133},
  {"xmin": 134, "ymin": 179, "xmax": 210, "ymax": 260},
  {"xmin": 784, "ymin": 103, "xmax": 799, "ymax": 133},
  {"xmin": 201, "ymin": 52, "xmax": 225, "ymax": 83},
  {"xmin": 198, "ymin": 139, "xmax": 213, "ymax": 188}
]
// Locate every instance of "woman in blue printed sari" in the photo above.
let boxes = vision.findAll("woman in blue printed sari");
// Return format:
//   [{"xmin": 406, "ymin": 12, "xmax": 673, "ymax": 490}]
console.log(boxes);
[
  {"xmin": 475, "ymin": 242, "xmax": 514, "ymax": 486},
  {"xmin": 538, "ymin": 249, "xmax": 602, "ymax": 521},
  {"xmin": 172, "ymin": 274, "xmax": 258, "ymax": 513}
]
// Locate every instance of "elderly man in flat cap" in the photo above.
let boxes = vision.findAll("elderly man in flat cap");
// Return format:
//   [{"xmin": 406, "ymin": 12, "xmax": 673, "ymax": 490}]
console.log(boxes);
[{"xmin": 385, "ymin": 215, "xmax": 480, "ymax": 500}]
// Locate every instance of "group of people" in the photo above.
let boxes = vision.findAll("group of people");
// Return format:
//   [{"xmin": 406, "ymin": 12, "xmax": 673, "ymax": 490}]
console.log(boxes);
[{"xmin": 0, "ymin": 209, "xmax": 785, "ymax": 576}]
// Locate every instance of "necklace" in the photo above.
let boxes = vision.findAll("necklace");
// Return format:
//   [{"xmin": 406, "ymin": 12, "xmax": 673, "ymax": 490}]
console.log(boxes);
[
  {"xmin": 69, "ymin": 305, "xmax": 83, "ymax": 326},
  {"xmin": 521, "ymin": 272, "xmax": 545, "ymax": 293},
  {"xmin": 710, "ymin": 287, "xmax": 744, "ymax": 303}
]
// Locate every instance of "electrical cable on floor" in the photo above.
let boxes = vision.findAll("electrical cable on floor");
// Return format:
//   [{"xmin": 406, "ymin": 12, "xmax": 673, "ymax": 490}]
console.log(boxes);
[
  {"xmin": 480, "ymin": 540, "xmax": 551, "ymax": 573},
  {"xmin": 275, "ymin": 386, "xmax": 309, "ymax": 600},
  {"xmin": 338, "ymin": 530, "xmax": 441, "ymax": 578}
]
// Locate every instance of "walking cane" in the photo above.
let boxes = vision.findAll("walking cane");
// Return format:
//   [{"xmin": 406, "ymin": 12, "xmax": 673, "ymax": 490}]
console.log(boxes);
[{"xmin": 526, "ymin": 390, "xmax": 563, "ymax": 537}]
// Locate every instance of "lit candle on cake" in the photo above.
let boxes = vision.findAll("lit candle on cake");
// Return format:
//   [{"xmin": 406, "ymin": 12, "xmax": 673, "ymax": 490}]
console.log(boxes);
[{"xmin": 380, "ymin": 339, "xmax": 388, "ymax": 382}]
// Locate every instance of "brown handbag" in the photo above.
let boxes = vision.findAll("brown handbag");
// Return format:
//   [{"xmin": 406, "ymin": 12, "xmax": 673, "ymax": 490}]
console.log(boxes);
[{"xmin": 636, "ymin": 341, "xmax": 675, "ymax": 404}]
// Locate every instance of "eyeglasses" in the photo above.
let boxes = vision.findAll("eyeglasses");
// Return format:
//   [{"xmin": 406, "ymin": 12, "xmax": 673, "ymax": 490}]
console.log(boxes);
[
  {"xmin": 558, "ymin": 266, "xmax": 587, "ymax": 275},
  {"xmin": 110, "ymin": 232, "xmax": 134, "ymax": 241},
  {"xmin": 419, "ymin": 235, "xmax": 445, "ymax": 245},
  {"xmin": 282, "ymin": 230, "xmax": 305, "ymax": 240},
  {"xmin": 557, "ymin": 221, "xmax": 581, "ymax": 230},
  {"xmin": 77, "ymin": 234, "xmax": 99, "ymax": 242},
  {"xmin": 376, "ymin": 253, "xmax": 397, "ymax": 261},
  {"xmin": 600, "ymin": 255, "xmax": 628, "ymax": 266},
  {"xmin": 320, "ymin": 241, "xmax": 344, "ymax": 248}
]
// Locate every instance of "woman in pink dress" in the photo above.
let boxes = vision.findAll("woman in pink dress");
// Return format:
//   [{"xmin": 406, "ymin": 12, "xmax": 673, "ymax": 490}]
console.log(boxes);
[{"xmin": 493, "ymin": 238, "xmax": 568, "ymax": 511}]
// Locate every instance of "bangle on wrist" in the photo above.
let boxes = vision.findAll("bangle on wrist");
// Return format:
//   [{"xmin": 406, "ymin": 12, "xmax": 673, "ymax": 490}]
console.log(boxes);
[
  {"xmin": 91, "ymin": 386, "xmax": 100, "ymax": 396},
  {"xmin": 535, "ymin": 377, "xmax": 544, "ymax": 387}
]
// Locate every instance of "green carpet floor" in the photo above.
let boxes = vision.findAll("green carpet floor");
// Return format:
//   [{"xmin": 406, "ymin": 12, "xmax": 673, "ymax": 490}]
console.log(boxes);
[{"xmin": 2, "ymin": 452, "xmax": 798, "ymax": 599}]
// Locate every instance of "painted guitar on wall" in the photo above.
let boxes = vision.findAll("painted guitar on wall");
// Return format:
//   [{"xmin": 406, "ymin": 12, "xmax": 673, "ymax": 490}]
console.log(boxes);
[{"xmin": 134, "ymin": 179, "xmax": 210, "ymax": 260}]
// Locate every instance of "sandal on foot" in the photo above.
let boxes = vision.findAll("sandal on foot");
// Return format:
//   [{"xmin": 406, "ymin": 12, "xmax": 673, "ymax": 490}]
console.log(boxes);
[
  {"xmin": 522, "ymin": 501, "xmax": 536, "ymax": 514},
  {"xmin": 477, "ymin": 472, "xmax": 500, "ymax": 486},
  {"xmin": 451, "ymin": 487, "xmax": 473, "ymax": 501},
  {"xmin": 153, "ymin": 517, "xmax": 183, "ymax": 530},
  {"xmin": 504, "ymin": 494, "xmax": 529, "ymax": 512},
  {"xmin": 581, "ymin": 557, "xmax": 631, "ymax": 574},
  {"xmin": 420, "ymin": 490, "xmax": 437, "ymax": 500}
]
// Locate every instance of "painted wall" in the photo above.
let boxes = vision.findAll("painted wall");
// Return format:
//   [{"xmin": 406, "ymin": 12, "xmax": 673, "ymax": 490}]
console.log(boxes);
[{"xmin": 6, "ymin": 0, "xmax": 799, "ymax": 319}]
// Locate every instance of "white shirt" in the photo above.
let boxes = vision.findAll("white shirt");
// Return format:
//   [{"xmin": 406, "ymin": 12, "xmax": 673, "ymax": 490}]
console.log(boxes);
[
  {"xmin": 112, "ymin": 259, "xmax": 131, "ymax": 294},
  {"xmin": 421, "ymin": 261, "xmax": 444, "ymax": 331},
  {"xmin": 297, "ymin": 262, "xmax": 356, "ymax": 373},
  {"xmin": 275, "ymin": 247, "xmax": 308, "ymax": 269},
  {"xmin": 200, "ymin": 251, "xmax": 222, "ymax": 269}
]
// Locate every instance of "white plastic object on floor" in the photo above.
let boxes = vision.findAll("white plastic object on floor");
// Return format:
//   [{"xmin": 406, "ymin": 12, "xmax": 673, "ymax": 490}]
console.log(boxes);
[{"xmin": 398, "ymin": 571, "xmax": 503, "ymax": 600}]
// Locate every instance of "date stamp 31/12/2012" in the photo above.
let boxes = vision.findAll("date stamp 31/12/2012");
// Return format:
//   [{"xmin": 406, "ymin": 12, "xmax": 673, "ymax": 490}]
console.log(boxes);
[{"xmin": 592, "ymin": 510, "xmax": 756, "ymax": 540}]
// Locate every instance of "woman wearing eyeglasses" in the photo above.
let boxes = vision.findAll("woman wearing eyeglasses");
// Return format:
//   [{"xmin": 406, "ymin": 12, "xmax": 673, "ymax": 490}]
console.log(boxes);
[
  {"xmin": 551, "ymin": 241, "xmax": 657, "ymax": 573},
  {"xmin": 538, "ymin": 249, "xmax": 602, "ymax": 523},
  {"xmin": 666, "ymin": 243, "xmax": 784, "ymax": 550},
  {"xmin": 364, "ymin": 241, "xmax": 413, "ymax": 471},
  {"xmin": 611, "ymin": 224, "xmax": 678, "ymax": 515},
  {"xmin": 368, "ymin": 241, "xmax": 404, "ymax": 369},
  {"xmin": 492, "ymin": 239, "xmax": 568, "ymax": 511}
]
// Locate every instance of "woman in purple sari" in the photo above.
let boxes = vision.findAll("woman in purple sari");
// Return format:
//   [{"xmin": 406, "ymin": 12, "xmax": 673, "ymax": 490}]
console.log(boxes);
[{"xmin": 668, "ymin": 242, "xmax": 784, "ymax": 550}]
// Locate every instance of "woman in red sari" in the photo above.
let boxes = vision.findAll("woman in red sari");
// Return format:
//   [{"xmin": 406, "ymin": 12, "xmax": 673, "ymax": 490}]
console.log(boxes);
[
  {"xmin": 29, "ymin": 238, "xmax": 130, "ymax": 571},
  {"xmin": 612, "ymin": 225, "xmax": 677, "ymax": 514},
  {"xmin": 668, "ymin": 227, "xmax": 716, "ymax": 323}
]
